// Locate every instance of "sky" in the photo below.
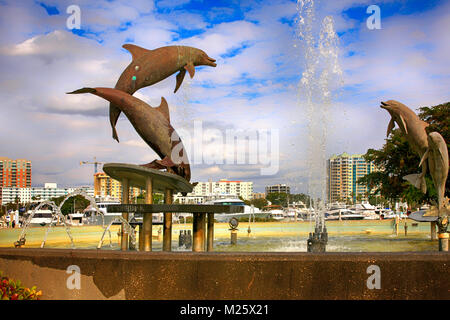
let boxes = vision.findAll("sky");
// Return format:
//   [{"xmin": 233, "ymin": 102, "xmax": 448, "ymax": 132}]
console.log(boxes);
[{"xmin": 0, "ymin": 0, "xmax": 448, "ymax": 193}]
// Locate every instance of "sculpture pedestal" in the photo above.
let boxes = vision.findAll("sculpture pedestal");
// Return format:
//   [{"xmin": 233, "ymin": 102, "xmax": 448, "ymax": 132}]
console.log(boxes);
[{"xmin": 103, "ymin": 163, "xmax": 194, "ymax": 252}]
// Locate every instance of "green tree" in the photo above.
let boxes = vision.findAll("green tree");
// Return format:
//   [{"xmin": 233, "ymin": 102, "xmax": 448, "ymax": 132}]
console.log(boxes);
[
  {"xmin": 266, "ymin": 192, "xmax": 288, "ymax": 207},
  {"xmin": 244, "ymin": 198, "xmax": 268, "ymax": 209},
  {"xmin": 51, "ymin": 195, "xmax": 90, "ymax": 215}
]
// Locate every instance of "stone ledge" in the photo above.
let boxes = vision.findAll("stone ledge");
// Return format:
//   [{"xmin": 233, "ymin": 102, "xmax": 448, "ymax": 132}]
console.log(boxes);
[{"xmin": 0, "ymin": 248, "xmax": 448, "ymax": 300}]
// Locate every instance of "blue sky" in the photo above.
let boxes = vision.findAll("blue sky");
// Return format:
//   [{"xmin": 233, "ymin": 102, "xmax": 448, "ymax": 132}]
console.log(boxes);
[{"xmin": 0, "ymin": 0, "xmax": 448, "ymax": 193}]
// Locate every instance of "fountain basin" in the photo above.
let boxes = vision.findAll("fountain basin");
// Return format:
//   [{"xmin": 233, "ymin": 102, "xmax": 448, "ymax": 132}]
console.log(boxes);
[{"xmin": 0, "ymin": 248, "xmax": 448, "ymax": 300}]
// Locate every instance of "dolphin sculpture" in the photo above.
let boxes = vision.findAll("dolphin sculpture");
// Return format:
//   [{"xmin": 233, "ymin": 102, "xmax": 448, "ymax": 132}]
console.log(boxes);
[
  {"xmin": 67, "ymin": 87, "xmax": 191, "ymax": 181},
  {"xmin": 380, "ymin": 100, "xmax": 429, "ymax": 193},
  {"xmin": 419, "ymin": 132, "xmax": 449, "ymax": 216},
  {"xmin": 110, "ymin": 44, "xmax": 217, "ymax": 142}
]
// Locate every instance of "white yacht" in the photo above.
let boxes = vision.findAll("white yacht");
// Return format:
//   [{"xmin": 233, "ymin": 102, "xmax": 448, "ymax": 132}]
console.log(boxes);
[
  {"xmin": 205, "ymin": 198, "xmax": 269, "ymax": 222},
  {"xmin": 269, "ymin": 209, "xmax": 285, "ymax": 221},
  {"xmin": 348, "ymin": 203, "xmax": 379, "ymax": 220},
  {"xmin": 68, "ymin": 212, "xmax": 85, "ymax": 225},
  {"xmin": 325, "ymin": 209, "xmax": 365, "ymax": 221},
  {"xmin": 28, "ymin": 209, "xmax": 56, "ymax": 226},
  {"xmin": 83, "ymin": 200, "xmax": 122, "ymax": 225}
]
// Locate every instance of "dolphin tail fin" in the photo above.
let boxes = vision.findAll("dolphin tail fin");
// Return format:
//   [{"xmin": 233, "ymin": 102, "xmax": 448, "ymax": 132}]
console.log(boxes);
[
  {"xmin": 423, "ymin": 206, "xmax": 439, "ymax": 217},
  {"xmin": 141, "ymin": 156, "xmax": 176, "ymax": 170},
  {"xmin": 66, "ymin": 87, "xmax": 97, "ymax": 94},
  {"xmin": 141, "ymin": 160, "xmax": 166, "ymax": 170},
  {"xmin": 403, "ymin": 173, "xmax": 427, "ymax": 194}
]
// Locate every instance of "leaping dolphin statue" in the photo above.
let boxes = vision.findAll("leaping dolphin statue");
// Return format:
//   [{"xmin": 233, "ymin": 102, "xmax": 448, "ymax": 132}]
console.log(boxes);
[
  {"xmin": 110, "ymin": 44, "xmax": 217, "ymax": 142},
  {"xmin": 380, "ymin": 100, "xmax": 429, "ymax": 193},
  {"xmin": 419, "ymin": 132, "xmax": 449, "ymax": 216},
  {"xmin": 67, "ymin": 87, "xmax": 191, "ymax": 182}
]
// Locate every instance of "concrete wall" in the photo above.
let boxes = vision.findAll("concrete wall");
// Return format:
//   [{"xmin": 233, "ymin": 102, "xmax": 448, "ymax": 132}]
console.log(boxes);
[{"xmin": 0, "ymin": 248, "xmax": 448, "ymax": 300}]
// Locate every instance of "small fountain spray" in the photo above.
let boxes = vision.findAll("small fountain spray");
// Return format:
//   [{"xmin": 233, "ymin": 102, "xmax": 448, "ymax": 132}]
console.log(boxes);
[
  {"xmin": 295, "ymin": 0, "xmax": 343, "ymax": 252},
  {"xmin": 16, "ymin": 200, "xmax": 75, "ymax": 248}
]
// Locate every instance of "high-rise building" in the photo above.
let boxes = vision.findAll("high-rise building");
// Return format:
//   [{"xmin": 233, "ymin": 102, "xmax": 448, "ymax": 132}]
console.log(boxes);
[
  {"xmin": 94, "ymin": 172, "xmax": 141, "ymax": 201},
  {"xmin": 327, "ymin": 152, "xmax": 377, "ymax": 203},
  {"xmin": 265, "ymin": 184, "xmax": 290, "ymax": 195},
  {"xmin": 0, "ymin": 157, "xmax": 32, "ymax": 205}
]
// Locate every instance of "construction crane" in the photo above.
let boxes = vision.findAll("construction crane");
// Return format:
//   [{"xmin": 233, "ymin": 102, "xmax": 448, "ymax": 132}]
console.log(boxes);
[{"xmin": 80, "ymin": 157, "xmax": 105, "ymax": 175}]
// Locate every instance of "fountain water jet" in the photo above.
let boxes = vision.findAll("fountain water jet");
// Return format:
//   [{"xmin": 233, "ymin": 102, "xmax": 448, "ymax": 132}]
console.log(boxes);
[
  {"xmin": 295, "ymin": 0, "xmax": 343, "ymax": 251},
  {"xmin": 17, "ymin": 200, "xmax": 75, "ymax": 248},
  {"xmin": 97, "ymin": 216, "xmax": 136, "ymax": 250}
]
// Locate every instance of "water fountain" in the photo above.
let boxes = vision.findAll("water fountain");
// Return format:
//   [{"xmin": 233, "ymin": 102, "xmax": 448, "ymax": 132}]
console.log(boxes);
[
  {"xmin": 295, "ymin": 0, "xmax": 343, "ymax": 251},
  {"xmin": 16, "ymin": 200, "xmax": 74, "ymax": 248},
  {"xmin": 14, "ymin": 188, "xmax": 138, "ymax": 250}
]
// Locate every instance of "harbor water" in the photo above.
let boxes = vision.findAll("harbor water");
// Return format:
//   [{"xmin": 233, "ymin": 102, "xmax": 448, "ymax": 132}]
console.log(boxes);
[{"xmin": 0, "ymin": 219, "xmax": 436, "ymax": 252}]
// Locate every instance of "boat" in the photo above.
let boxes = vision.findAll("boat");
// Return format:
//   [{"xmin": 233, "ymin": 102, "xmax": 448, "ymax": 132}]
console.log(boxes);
[
  {"xmin": 205, "ymin": 198, "xmax": 269, "ymax": 222},
  {"xmin": 283, "ymin": 207, "xmax": 297, "ymax": 220},
  {"xmin": 269, "ymin": 209, "xmax": 285, "ymax": 221},
  {"xmin": 68, "ymin": 212, "xmax": 85, "ymax": 226},
  {"xmin": 83, "ymin": 200, "xmax": 164, "ymax": 225},
  {"xmin": 27, "ymin": 209, "xmax": 56, "ymax": 226},
  {"xmin": 348, "ymin": 203, "xmax": 379, "ymax": 220},
  {"xmin": 325, "ymin": 209, "xmax": 365, "ymax": 221}
]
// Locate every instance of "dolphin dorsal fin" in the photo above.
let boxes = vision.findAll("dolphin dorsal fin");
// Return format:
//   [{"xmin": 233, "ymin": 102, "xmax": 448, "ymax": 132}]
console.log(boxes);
[
  {"xmin": 122, "ymin": 44, "xmax": 150, "ymax": 61},
  {"xmin": 156, "ymin": 97, "xmax": 170, "ymax": 122}
]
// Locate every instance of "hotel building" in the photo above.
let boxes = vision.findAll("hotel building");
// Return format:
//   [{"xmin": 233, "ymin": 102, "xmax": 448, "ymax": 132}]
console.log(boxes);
[
  {"xmin": 327, "ymin": 152, "xmax": 377, "ymax": 204},
  {"xmin": 0, "ymin": 157, "xmax": 32, "ymax": 205},
  {"xmin": 94, "ymin": 172, "xmax": 142, "ymax": 201}
]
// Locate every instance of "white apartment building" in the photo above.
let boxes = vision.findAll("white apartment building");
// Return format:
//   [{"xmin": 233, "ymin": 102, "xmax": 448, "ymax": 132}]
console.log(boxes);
[
  {"xmin": 192, "ymin": 179, "xmax": 253, "ymax": 200},
  {"xmin": 1, "ymin": 183, "xmax": 94, "ymax": 204},
  {"xmin": 174, "ymin": 179, "xmax": 254, "ymax": 203}
]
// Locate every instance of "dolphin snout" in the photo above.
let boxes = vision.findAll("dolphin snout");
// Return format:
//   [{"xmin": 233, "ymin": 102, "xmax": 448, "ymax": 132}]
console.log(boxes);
[
  {"xmin": 207, "ymin": 57, "xmax": 217, "ymax": 67},
  {"xmin": 380, "ymin": 101, "xmax": 389, "ymax": 109}
]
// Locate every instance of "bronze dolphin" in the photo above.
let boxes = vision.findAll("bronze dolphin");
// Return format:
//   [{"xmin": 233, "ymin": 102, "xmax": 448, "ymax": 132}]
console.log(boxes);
[
  {"xmin": 380, "ymin": 100, "xmax": 429, "ymax": 193},
  {"xmin": 67, "ymin": 87, "xmax": 191, "ymax": 181},
  {"xmin": 110, "ymin": 44, "xmax": 217, "ymax": 142},
  {"xmin": 419, "ymin": 132, "xmax": 449, "ymax": 216}
]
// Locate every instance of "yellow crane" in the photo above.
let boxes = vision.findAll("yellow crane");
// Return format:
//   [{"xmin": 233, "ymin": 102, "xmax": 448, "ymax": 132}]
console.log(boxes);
[{"xmin": 80, "ymin": 157, "xmax": 105, "ymax": 174}]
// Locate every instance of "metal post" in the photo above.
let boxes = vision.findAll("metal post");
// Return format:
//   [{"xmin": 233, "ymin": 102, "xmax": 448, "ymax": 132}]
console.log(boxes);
[
  {"xmin": 121, "ymin": 178, "xmax": 129, "ymax": 251},
  {"xmin": 142, "ymin": 177, "xmax": 153, "ymax": 252},
  {"xmin": 193, "ymin": 213, "xmax": 205, "ymax": 252},
  {"xmin": 438, "ymin": 233, "xmax": 449, "ymax": 251},
  {"xmin": 230, "ymin": 230, "xmax": 237, "ymax": 245},
  {"xmin": 207, "ymin": 213, "xmax": 214, "ymax": 252},
  {"xmin": 431, "ymin": 221, "xmax": 437, "ymax": 240},
  {"xmin": 163, "ymin": 188, "xmax": 173, "ymax": 251}
]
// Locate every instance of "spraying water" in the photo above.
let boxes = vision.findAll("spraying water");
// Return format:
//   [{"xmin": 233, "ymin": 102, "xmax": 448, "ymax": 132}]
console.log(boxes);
[
  {"xmin": 295, "ymin": 0, "xmax": 343, "ymax": 248},
  {"xmin": 17, "ymin": 188, "xmax": 138, "ymax": 250},
  {"xmin": 18, "ymin": 200, "xmax": 75, "ymax": 248}
]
